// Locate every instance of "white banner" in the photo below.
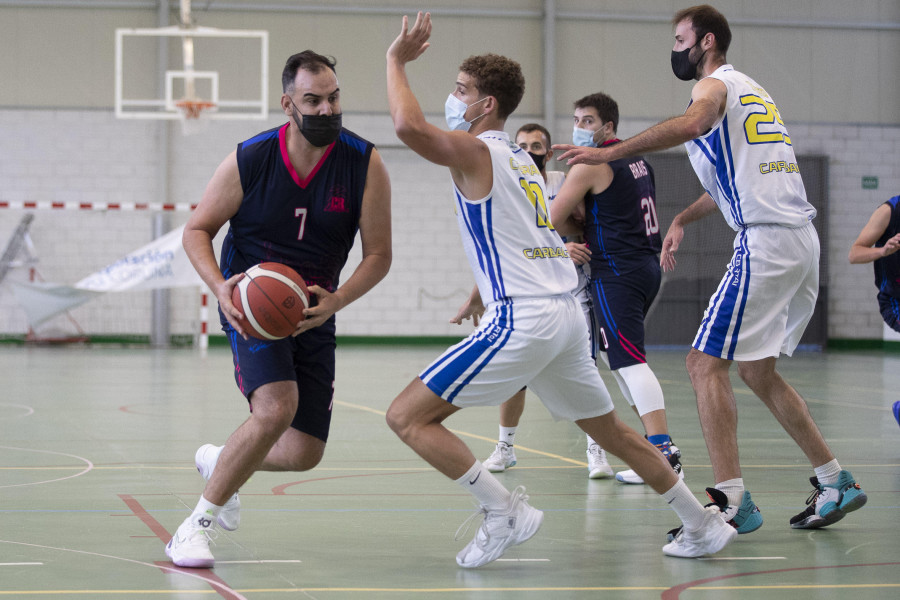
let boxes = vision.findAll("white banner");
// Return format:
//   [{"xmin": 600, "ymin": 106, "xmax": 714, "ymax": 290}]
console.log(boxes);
[
  {"xmin": 12, "ymin": 224, "xmax": 202, "ymax": 327},
  {"xmin": 75, "ymin": 225, "xmax": 200, "ymax": 291}
]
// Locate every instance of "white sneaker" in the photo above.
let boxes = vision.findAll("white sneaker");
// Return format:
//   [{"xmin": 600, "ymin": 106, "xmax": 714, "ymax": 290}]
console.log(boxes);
[
  {"xmin": 165, "ymin": 516, "xmax": 217, "ymax": 568},
  {"xmin": 587, "ymin": 445, "xmax": 614, "ymax": 479},
  {"xmin": 615, "ymin": 442, "xmax": 684, "ymax": 484},
  {"xmin": 455, "ymin": 486, "xmax": 543, "ymax": 568},
  {"xmin": 662, "ymin": 506, "xmax": 737, "ymax": 558},
  {"xmin": 483, "ymin": 442, "xmax": 517, "ymax": 473},
  {"xmin": 615, "ymin": 466, "xmax": 685, "ymax": 485},
  {"xmin": 195, "ymin": 444, "xmax": 241, "ymax": 531}
]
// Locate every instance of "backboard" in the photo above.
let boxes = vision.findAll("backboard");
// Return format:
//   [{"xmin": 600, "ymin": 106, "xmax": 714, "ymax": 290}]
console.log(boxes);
[{"xmin": 114, "ymin": 25, "xmax": 268, "ymax": 121}]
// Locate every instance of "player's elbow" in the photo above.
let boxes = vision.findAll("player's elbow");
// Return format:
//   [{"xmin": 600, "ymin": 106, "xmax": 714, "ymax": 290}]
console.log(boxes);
[
  {"xmin": 683, "ymin": 118, "xmax": 713, "ymax": 140},
  {"xmin": 394, "ymin": 122, "xmax": 430, "ymax": 150}
]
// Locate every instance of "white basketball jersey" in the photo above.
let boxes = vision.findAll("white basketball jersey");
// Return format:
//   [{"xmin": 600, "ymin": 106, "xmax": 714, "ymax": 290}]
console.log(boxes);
[
  {"xmin": 545, "ymin": 170, "xmax": 565, "ymax": 203},
  {"xmin": 685, "ymin": 65, "xmax": 816, "ymax": 230},
  {"xmin": 453, "ymin": 131, "xmax": 578, "ymax": 304}
]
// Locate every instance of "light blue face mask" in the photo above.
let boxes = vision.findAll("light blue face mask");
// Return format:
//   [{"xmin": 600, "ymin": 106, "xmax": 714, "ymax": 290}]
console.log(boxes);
[
  {"xmin": 572, "ymin": 127, "xmax": 598, "ymax": 147},
  {"xmin": 445, "ymin": 94, "xmax": 489, "ymax": 132}
]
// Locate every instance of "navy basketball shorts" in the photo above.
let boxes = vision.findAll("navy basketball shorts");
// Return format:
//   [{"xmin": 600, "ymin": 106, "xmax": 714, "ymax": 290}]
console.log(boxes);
[
  {"xmin": 223, "ymin": 316, "xmax": 336, "ymax": 442},
  {"xmin": 878, "ymin": 291, "xmax": 900, "ymax": 333},
  {"xmin": 589, "ymin": 257, "xmax": 661, "ymax": 371}
]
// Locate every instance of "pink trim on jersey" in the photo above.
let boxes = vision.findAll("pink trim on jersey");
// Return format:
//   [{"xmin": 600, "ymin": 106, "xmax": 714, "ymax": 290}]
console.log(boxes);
[
  {"xmin": 278, "ymin": 122, "xmax": 335, "ymax": 189},
  {"xmin": 617, "ymin": 331, "xmax": 647, "ymax": 363}
]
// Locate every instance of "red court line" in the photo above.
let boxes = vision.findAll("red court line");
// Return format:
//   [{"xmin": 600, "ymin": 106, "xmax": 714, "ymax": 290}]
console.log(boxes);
[
  {"xmin": 271, "ymin": 470, "xmax": 427, "ymax": 495},
  {"xmin": 118, "ymin": 494, "xmax": 171, "ymax": 541},
  {"xmin": 118, "ymin": 494, "xmax": 240, "ymax": 600},
  {"xmin": 661, "ymin": 561, "xmax": 900, "ymax": 599},
  {"xmin": 153, "ymin": 561, "xmax": 245, "ymax": 600}
]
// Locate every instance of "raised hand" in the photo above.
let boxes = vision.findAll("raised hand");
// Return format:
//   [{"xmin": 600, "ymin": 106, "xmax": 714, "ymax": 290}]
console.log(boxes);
[{"xmin": 387, "ymin": 11, "xmax": 432, "ymax": 65}]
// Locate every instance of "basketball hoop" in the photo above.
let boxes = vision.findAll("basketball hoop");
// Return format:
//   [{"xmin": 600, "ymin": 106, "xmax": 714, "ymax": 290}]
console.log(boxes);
[{"xmin": 175, "ymin": 99, "xmax": 216, "ymax": 135}]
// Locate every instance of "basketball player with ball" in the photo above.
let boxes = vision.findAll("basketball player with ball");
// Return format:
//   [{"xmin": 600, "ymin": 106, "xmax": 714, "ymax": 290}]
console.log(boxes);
[{"xmin": 170, "ymin": 50, "xmax": 391, "ymax": 568}]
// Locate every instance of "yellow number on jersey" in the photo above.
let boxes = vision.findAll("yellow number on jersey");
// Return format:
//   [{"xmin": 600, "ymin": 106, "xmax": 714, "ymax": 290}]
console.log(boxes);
[
  {"xmin": 519, "ymin": 179, "xmax": 554, "ymax": 230},
  {"xmin": 740, "ymin": 94, "xmax": 792, "ymax": 146}
]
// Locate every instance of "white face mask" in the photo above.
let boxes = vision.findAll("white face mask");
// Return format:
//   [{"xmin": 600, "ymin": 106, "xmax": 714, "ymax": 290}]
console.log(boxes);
[
  {"xmin": 572, "ymin": 126, "xmax": 598, "ymax": 147},
  {"xmin": 445, "ymin": 94, "xmax": 489, "ymax": 132}
]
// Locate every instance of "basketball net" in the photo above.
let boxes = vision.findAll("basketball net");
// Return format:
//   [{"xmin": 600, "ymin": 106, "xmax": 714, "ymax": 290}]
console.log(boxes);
[{"xmin": 175, "ymin": 99, "xmax": 216, "ymax": 136}]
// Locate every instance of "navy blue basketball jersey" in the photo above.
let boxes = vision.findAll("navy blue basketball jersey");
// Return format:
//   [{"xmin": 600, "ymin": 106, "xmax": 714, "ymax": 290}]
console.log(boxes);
[
  {"xmin": 220, "ymin": 123, "xmax": 374, "ymax": 292},
  {"xmin": 583, "ymin": 140, "xmax": 662, "ymax": 277},
  {"xmin": 874, "ymin": 195, "xmax": 900, "ymax": 298}
]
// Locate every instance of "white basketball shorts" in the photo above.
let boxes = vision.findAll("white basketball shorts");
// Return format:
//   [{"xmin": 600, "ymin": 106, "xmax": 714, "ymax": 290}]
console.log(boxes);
[
  {"xmin": 420, "ymin": 294, "xmax": 614, "ymax": 421},
  {"xmin": 693, "ymin": 221, "xmax": 819, "ymax": 361}
]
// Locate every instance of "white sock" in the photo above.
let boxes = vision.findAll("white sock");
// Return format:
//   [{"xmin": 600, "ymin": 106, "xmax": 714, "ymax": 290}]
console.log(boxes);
[
  {"xmin": 586, "ymin": 434, "xmax": 599, "ymax": 448},
  {"xmin": 188, "ymin": 495, "xmax": 222, "ymax": 529},
  {"xmin": 455, "ymin": 461, "xmax": 511, "ymax": 510},
  {"xmin": 499, "ymin": 426, "xmax": 517, "ymax": 447},
  {"xmin": 814, "ymin": 459, "xmax": 842, "ymax": 485},
  {"xmin": 715, "ymin": 478, "xmax": 745, "ymax": 507},
  {"xmin": 662, "ymin": 480, "xmax": 707, "ymax": 531}
]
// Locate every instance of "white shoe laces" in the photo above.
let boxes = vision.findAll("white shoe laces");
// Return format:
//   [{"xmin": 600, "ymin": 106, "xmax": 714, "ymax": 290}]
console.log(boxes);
[
  {"xmin": 455, "ymin": 505, "xmax": 489, "ymax": 543},
  {"xmin": 186, "ymin": 525, "xmax": 218, "ymax": 547},
  {"xmin": 454, "ymin": 486, "xmax": 527, "ymax": 544}
]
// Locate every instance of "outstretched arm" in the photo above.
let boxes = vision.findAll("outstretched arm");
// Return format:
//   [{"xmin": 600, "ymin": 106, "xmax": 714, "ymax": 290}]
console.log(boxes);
[
  {"xmin": 660, "ymin": 192, "xmax": 717, "ymax": 272},
  {"xmin": 386, "ymin": 11, "xmax": 488, "ymax": 194},
  {"xmin": 553, "ymin": 77, "xmax": 726, "ymax": 166},
  {"xmin": 849, "ymin": 203, "xmax": 899, "ymax": 264}
]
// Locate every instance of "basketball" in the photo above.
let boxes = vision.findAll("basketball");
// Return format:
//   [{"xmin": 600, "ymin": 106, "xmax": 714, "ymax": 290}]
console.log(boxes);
[{"xmin": 231, "ymin": 262, "xmax": 310, "ymax": 340}]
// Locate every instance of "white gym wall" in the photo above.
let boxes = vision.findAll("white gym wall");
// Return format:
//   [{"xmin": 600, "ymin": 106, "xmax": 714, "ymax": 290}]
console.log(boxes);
[{"xmin": 0, "ymin": 0, "xmax": 898, "ymax": 342}]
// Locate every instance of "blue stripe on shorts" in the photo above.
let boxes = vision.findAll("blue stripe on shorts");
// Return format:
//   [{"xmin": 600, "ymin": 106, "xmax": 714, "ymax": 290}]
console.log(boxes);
[{"xmin": 421, "ymin": 300, "xmax": 514, "ymax": 402}]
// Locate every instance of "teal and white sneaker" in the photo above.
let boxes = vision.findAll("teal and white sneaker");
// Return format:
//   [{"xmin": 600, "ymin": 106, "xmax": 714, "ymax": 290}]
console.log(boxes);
[
  {"xmin": 722, "ymin": 490, "xmax": 763, "ymax": 534},
  {"xmin": 789, "ymin": 470, "xmax": 867, "ymax": 529},
  {"xmin": 195, "ymin": 444, "xmax": 241, "ymax": 531}
]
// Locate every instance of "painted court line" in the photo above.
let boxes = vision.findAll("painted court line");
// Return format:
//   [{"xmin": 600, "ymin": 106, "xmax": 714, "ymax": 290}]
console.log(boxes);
[
  {"xmin": 335, "ymin": 399, "xmax": 586, "ymax": 466},
  {"xmin": 495, "ymin": 558, "xmax": 551, "ymax": 562},
  {"xmin": 0, "ymin": 562, "xmax": 43, "ymax": 566},
  {"xmin": 0, "ymin": 446, "xmax": 93, "ymax": 489},
  {"xmin": 697, "ymin": 556, "xmax": 786, "ymax": 561},
  {"xmin": 216, "ymin": 560, "xmax": 302, "ymax": 564},
  {"xmin": 0, "ymin": 539, "xmax": 248, "ymax": 600}
]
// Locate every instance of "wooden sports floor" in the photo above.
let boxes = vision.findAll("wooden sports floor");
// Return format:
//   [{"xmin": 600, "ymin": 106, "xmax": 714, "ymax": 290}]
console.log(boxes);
[{"xmin": 2, "ymin": 343, "xmax": 898, "ymax": 599}]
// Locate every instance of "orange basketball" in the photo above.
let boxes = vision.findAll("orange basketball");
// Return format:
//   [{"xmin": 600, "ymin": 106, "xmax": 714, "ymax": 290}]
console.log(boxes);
[{"xmin": 230, "ymin": 262, "xmax": 310, "ymax": 340}]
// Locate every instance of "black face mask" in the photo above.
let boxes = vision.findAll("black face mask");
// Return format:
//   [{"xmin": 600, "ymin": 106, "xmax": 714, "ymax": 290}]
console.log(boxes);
[
  {"xmin": 290, "ymin": 101, "xmax": 342, "ymax": 147},
  {"xmin": 527, "ymin": 151, "xmax": 547, "ymax": 171},
  {"xmin": 671, "ymin": 42, "xmax": 706, "ymax": 81}
]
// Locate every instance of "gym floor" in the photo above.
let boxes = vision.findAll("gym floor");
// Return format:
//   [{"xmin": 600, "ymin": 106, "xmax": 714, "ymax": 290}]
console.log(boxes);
[{"xmin": 1, "ymin": 343, "xmax": 898, "ymax": 599}]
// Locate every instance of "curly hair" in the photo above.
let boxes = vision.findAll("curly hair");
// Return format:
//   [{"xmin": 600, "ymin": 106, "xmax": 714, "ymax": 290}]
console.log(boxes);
[{"xmin": 458, "ymin": 54, "xmax": 525, "ymax": 120}]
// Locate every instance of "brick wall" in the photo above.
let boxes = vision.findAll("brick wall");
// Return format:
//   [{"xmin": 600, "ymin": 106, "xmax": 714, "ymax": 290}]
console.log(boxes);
[{"xmin": 1, "ymin": 109, "xmax": 898, "ymax": 341}]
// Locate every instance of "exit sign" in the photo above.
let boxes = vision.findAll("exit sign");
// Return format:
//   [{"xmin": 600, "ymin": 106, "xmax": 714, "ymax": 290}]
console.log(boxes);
[{"xmin": 862, "ymin": 176, "xmax": 879, "ymax": 190}]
